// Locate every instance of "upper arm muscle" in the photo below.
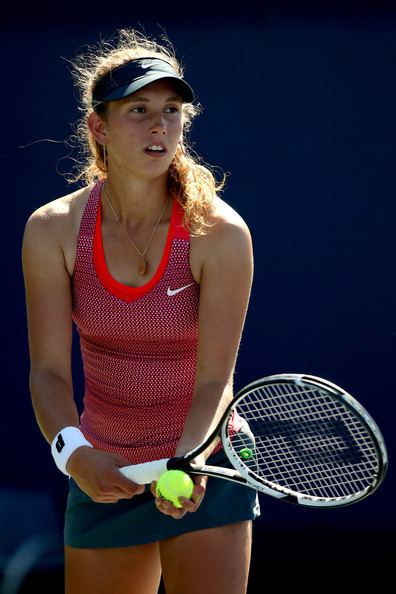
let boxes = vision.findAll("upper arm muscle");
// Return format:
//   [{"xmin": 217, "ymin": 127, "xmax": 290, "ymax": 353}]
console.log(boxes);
[
  {"xmin": 195, "ymin": 216, "xmax": 253, "ymax": 386},
  {"xmin": 22, "ymin": 211, "xmax": 73, "ymax": 380}
]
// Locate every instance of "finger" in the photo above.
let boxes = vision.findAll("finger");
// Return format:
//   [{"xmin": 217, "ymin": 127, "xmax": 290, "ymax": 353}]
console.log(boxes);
[
  {"xmin": 179, "ymin": 495, "xmax": 203, "ymax": 512},
  {"xmin": 98, "ymin": 483, "xmax": 145, "ymax": 501},
  {"xmin": 191, "ymin": 481, "xmax": 206, "ymax": 504},
  {"xmin": 190, "ymin": 492, "xmax": 203, "ymax": 508},
  {"xmin": 95, "ymin": 483, "xmax": 144, "ymax": 502},
  {"xmin": 193, "ymin": 474, "xmax": 208, "ymax": 490},
  {"xmin": 111, "ymin": 486, "xmax": 141, "ymax": 499},
  {"xmin": 154, "ymin": 497, "xmax": 187, "ymax": 519},
  {"xmin": 110, "ymin": 483, "xmax": 145, "ymax": 498},
  {"xmin": 121, "ymin": 483, "xmax": 146, "ymax": 496},
  {"xmin": 116, "ymin": 471, "xmax": 146, "ymax": 495},
  {"xmin": 150, "ymin": 481, "xmax": 158, "ymax": 498},
  {"xmin": 91, "ymin": 495, "xmax": 120, "ymax": 504}
]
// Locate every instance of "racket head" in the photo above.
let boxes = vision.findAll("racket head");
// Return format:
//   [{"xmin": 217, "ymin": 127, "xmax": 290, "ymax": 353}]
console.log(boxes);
[{"xmin": 221, "ymin": 374, "xmax": 388, "ymax": 508}]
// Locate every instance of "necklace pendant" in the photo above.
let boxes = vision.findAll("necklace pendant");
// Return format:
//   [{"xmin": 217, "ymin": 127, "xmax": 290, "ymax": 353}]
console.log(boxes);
[{"xmin": 138, "ymin": 258, "xmax": 147, "ymax": 276}]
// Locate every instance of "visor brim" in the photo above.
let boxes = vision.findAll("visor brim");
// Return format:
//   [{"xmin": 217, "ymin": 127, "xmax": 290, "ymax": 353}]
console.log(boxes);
[{"xmin": 99, "ymin": 74, "xmax": 195, "ymax": 104}]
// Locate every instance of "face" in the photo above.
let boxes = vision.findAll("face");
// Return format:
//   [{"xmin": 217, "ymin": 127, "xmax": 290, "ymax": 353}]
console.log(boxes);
[{"xmin": 94, "ymin": 79, "xmax": 184, "ymax": 180}]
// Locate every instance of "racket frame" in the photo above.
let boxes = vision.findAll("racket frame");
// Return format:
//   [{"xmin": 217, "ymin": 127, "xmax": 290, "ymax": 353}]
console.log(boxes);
[{"xmin": 217, "ymin": 374, "xmax": 388, "ymax": 507}]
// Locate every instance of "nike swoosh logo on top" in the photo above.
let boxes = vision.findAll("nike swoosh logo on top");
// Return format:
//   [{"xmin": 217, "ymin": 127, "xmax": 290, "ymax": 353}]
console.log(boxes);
[{"xmin": 167, "ymin": 283, "xmax": 195, "ymax": 297}]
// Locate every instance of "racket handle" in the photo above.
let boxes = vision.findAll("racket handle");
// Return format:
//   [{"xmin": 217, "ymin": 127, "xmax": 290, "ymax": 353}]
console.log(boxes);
[{"xmin": 119, "ymin": 458, "xmax": 170, "ymax": 484}]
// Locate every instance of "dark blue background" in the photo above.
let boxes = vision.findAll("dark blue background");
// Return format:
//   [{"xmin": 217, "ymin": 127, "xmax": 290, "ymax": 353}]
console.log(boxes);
[{"xmin": 2, "ymin": 2, "xmax": 395, "ymax": 589}]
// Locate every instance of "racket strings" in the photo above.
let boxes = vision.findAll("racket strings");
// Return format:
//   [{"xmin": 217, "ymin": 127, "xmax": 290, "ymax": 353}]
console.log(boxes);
[{"xmin": 229, "ymin": 382, "xmax": 380, "ymax": 500}]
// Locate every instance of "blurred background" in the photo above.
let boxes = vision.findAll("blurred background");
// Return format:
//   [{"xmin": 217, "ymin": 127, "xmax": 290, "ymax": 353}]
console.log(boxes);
[{"xmin": 2, "ymin": 1, "xmax": 395, "ymax": 592}]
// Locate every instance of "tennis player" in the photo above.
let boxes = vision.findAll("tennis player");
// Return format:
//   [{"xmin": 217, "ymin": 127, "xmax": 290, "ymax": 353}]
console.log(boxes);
[{"xmin": 22, "ymin": 28, "xmax": 259, "ymax": 594}]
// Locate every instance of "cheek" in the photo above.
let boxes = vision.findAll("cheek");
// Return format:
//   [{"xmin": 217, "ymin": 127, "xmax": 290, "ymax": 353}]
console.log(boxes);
[
  {"xmin": 108, "ymin": 126, "xmax": 141, "ymax": 151},
  {"xmin": 169, "ymin": 120, "xmax": 183, "ymax": 142}
]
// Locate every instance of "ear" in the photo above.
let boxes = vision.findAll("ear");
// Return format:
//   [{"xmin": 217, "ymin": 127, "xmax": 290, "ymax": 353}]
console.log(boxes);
[{"xmin": 88, "ymin": 112, "xmax": 108, "ymax": 144}]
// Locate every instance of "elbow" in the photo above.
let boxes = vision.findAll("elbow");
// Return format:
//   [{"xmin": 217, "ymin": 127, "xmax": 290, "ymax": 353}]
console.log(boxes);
[
  {"xmin": 29, "ymin": 367, "xmax": 72, "ymax": 402},
  {"xmin": 194, "ymin": 378, "xmax": 234, "ymax": 401}
]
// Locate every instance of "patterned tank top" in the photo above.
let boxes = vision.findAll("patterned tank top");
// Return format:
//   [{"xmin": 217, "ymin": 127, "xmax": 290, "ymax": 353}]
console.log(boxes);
[{"xmin": 72, "ymin": 180, "xmax": 204, "ymax": 464}]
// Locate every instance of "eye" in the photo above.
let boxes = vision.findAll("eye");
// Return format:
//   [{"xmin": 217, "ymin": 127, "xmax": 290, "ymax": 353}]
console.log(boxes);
[
  {"xmin": 164, "ymin": 105, "xmax": 181, "ymax": 114},
  {"xmin": 130, "ymin": 106, "xmax": 146, "ymax": 113}
]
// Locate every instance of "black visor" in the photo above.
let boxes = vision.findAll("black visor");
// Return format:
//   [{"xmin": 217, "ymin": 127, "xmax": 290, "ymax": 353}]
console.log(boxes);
[{"xmin": 92, "ymin": 57, "xmax": 195, "ymax": 109}]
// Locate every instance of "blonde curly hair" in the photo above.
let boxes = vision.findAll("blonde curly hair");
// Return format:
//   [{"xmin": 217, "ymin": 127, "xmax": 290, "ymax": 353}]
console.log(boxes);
[{"xmin": 69, "ymin": 28, "xmax": 226, "ymax": 235}]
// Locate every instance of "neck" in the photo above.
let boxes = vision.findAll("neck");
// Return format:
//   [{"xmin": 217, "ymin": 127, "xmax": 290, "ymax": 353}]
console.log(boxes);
[{"xmin": 103, "ymin": 172, "xmax": 170, "ymax": 225}]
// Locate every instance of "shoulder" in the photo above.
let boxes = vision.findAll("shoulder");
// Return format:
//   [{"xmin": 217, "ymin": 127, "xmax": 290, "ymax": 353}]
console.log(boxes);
[
  {"xmin": 209, "ymin": 196, "xmax": 251, "ymax": 244},
  {"xmin": 190, "ymin": 196, "xmax": 253, "ymax": 283},
  {"xmin": 196, "ymin": 196, "xmax": 252, "ymax": 256},
  {"xmin": 23, "ymin": 186, "xmax": 92, "ymax": 246}
]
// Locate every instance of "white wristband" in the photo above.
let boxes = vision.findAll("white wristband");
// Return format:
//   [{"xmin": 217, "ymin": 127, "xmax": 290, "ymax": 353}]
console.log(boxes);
[{"xmin": 51, "ymin": 426, "xmax": 93, "ymax": 476}]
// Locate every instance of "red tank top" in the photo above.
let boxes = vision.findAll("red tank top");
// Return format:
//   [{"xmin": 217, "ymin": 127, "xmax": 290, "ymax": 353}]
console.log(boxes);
[{"xmin": 72, "ymin": 180, "xmax": 202, "ymax": 464}]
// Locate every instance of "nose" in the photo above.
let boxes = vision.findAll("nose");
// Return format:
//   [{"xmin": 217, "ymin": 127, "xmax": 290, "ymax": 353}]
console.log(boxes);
[{"xmin": 150, "ymin": 114, "xmax": 167, "ymax": 135}]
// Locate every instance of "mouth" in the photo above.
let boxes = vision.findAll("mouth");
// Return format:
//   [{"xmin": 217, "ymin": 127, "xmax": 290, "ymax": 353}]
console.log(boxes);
[{"xmin": 144, "ymin": 143, "xmax": 167, "ymax": 157}]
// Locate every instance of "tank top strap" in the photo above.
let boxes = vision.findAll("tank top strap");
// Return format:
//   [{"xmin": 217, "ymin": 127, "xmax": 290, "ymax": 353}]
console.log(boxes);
[
  {"xmin": 73, "ymin": 180, "xmax": 104, "ymax": 277},
  {"xmin": 79, "ymin": 180, "xmax": 104, "ymax": 239},
  {"xmin": 173, "ymin": 200, "xmax": 190, "ymax": 240}
]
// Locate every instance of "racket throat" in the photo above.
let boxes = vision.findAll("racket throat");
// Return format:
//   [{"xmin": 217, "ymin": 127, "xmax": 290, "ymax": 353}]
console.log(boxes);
[
  {"xmin": 167, "ymin": 457, "xmax": 194, "ymax": 474},
  {"xmin": 169, "ymin": 457, "xmax": 248, "ymax": 485},
  {"xmin": 189, "ymin": 463, "xmax": 248, "ymax": 485}
]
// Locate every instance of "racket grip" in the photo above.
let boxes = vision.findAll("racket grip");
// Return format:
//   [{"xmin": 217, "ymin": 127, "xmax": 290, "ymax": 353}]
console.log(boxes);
[{"xmin": 119, "ymin": 458, "xmax": 170, "ymax": 484}]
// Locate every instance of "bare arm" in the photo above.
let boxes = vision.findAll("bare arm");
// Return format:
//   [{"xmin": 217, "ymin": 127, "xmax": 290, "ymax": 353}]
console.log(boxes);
[
  {"xmin": 152, "ymin": 208, "xmax": 254, "ymax": 518},
  {"xmin": 22, "ymin": 210, "xmax": 77, "ymax": 440},
  {"xmin": 22, "ymin": 205, "xmax": 143, "ymax": 502}
]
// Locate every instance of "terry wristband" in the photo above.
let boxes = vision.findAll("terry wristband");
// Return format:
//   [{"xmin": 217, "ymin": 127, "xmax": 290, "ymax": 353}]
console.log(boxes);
[{"xmin": 51, "ymin": 426, "xmax": 93, "ymax": 476}]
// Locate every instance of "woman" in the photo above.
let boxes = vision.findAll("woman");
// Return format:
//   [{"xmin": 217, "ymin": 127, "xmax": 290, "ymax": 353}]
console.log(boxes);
[{"xmin": 22, "ymin": 28, "xmax": 259, "ymax": 594}]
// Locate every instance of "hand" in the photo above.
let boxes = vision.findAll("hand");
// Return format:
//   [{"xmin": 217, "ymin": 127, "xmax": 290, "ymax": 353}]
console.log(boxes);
[
  {"xmin": 150, "ymin": 474, "xmax": 208, "ymax": 519},
  {"xmin": 66, "ymin": 447, "xmax": 145, "ymax": 503}
]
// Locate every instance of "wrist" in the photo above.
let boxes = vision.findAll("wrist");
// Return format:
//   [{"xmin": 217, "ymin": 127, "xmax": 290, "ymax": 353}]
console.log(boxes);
[{"xmin": 51, "ymin": 426, "xmax": 93, "ymax": 476}]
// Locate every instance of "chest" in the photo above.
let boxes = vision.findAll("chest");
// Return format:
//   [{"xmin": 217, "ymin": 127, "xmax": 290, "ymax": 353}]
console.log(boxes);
[
  {"xmin": 64, "ymin": 202, "xmax": 203, "ymax": 286},
  {"xmin": 100, "ymin": 218, "xmax": 203, "ymax": 287},
  {"xmin": 72, "ymin": 235, "xmax": 200, "ymax": 347}
]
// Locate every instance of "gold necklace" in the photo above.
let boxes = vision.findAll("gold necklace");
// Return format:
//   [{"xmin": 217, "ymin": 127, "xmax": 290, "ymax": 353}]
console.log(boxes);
[{"xmin": 103, "ymin": 185, "xmax": 170, "ymax": 277}]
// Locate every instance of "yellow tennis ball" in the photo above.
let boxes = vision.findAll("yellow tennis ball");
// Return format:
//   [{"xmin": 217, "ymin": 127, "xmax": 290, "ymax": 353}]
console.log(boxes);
[{"xmin": 156, "ymin": 470, "xmax": 194, "ymax": 508}]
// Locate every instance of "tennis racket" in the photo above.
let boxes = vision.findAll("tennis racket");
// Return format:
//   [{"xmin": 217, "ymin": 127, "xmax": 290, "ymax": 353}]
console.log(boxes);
[{"xmin": 120, "ymin": 374, "xmax": 388, "ymax": 508}]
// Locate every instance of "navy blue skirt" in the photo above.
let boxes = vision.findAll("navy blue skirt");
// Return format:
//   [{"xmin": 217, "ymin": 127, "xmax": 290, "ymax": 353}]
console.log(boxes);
[{"xmin": 64, "ymin": 447, "xmax": 261, "ymax": 548}]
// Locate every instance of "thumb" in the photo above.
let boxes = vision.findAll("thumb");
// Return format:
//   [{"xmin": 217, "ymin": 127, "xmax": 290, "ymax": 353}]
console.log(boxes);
[{"xmin": 113, "ymin": 457, "xmax": 146, "ymax": 493}]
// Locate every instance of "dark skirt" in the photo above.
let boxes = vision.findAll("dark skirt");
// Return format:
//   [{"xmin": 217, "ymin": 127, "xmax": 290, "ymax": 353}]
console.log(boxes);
[{"xmin": 64, "ymin": 447, "xmax": 261, "ymax": 548}]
